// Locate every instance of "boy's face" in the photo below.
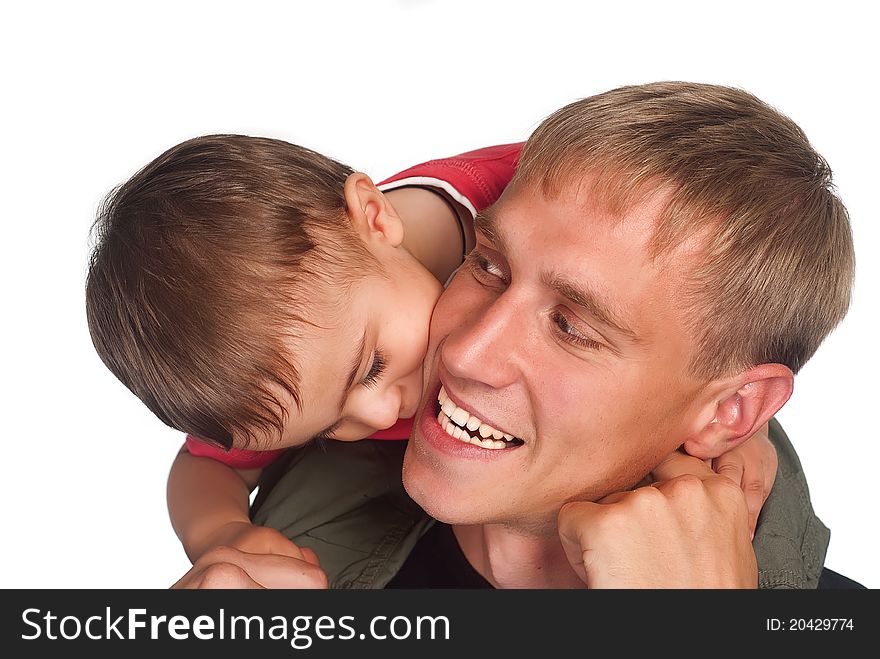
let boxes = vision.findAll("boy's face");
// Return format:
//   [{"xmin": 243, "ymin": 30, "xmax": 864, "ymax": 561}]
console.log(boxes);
[{"xmin": 250, "ymin": 248, "xmax": 444, "ymax": 450}]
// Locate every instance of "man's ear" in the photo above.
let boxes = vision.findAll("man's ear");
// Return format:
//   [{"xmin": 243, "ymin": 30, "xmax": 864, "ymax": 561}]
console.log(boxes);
[
  {"xmin": 343, "ymin": 172, "xmax": 404, "ymax": 248},
  {"xmin": 683, "ymin": 364, "xmax": 794, "ymax": 460}
]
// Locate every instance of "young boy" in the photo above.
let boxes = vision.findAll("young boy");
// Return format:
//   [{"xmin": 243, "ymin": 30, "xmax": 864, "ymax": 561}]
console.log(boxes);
[{"xmin": 86, "ymin": 135, "xmax": 776, "ymax": 569}]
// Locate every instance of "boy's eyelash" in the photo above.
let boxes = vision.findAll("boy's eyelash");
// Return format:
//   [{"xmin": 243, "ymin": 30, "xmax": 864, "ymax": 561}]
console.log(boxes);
[
  {"xmin": 361, "ymin": 349, "xmax": 387, "ymax": 388},
  {"xmin": 312, "ymin": 420, "xmax": 341, "ymax": 442}
]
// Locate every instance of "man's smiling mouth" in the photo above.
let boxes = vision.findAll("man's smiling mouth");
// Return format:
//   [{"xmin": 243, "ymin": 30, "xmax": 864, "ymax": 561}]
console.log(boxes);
[{"xmin": 435, "ymin": 386, "xmax": 524, "ymax": 450}]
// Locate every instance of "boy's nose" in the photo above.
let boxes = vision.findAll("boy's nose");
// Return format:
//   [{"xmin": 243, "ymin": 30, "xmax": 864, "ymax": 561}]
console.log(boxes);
[{"xmin": 369, "ymin": 388, "xmax": 403, "ymax": 430}]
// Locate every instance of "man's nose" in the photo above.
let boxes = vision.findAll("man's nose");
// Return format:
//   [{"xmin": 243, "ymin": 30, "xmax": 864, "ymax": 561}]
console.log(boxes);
[{"xmin": 441, "ymin": 292, "xmax": 524, "ymax": 389}]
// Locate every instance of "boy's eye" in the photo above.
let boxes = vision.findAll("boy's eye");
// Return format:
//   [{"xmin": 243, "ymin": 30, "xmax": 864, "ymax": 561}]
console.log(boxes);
[{"xmin": 361, "ymin": 349, "xmax": 387, "ymax": 389}]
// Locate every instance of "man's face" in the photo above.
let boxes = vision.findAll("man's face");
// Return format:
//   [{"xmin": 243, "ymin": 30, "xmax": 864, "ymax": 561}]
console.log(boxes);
[{"xmin": 402, "ymin": 180, "xmax": 712, "ymax": 533}]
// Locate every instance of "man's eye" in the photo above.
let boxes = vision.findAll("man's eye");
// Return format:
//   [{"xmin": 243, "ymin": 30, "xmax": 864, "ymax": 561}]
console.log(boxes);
[
  {"xmin": 361, "ymin": 349, "xmax": 387, "ymax": 389},
  {"xmin": 551, "ymin": 310, "xmax": 603, "ymax": 351},
  {"xmin": 466, "ymin": 251, "xmax": 507, "ymax": 283}
]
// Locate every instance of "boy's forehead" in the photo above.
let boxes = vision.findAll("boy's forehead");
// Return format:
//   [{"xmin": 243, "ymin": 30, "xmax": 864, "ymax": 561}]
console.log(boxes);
[{"xmin": 260, "ymin": 299, "xmax": 361, "ymax": 422}]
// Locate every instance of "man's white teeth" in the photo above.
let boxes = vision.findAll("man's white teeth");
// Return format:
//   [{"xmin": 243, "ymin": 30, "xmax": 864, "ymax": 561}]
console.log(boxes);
[
  {"xmin": 436, "ymin": 386, "xmax": 518, "ymax": 450},
  {"xmin": 450, "ymin": 407, "xmax": 470, "ymax": 426}
]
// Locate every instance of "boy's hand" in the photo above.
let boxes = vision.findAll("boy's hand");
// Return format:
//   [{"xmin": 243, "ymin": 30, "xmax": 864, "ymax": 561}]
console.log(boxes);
[
  {"xmin": 174, "ymin": 522, "xmax": 328, "ymax": 589},
  {"xmin": 205, "ymin": 521, "xmax": 308, "ymax": 560},
  {"xmin": 557, "ymin": 451, "xmax": 756, "ymax": 588},
  {"xmin": 171, "ymin": 545, "xmax": 327, "ymax": 589},
  {"xmin": 710, "ymin": 422, "xmax": 777, "ymax": 538}
]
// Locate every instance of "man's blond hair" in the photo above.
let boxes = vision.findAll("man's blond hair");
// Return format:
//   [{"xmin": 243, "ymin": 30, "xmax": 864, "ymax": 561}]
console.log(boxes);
[{"xmin": 514, "ymin": 82, "xmax": 854, "ymax": 378}]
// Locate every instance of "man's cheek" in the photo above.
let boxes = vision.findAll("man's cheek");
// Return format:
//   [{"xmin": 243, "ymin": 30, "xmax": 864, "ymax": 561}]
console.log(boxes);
[
  {"xmin": 537, "ymin": 366, "xmax": 615, "ymax": 427},
  {"xmin": 432, "ymin": 278, "xmax": 490, "ymax": 341},
  {"xmin": 431, "ymin": 280, "xmax": 466, "ymax": 330},
  {"xmin": 425, "ymin": 287, "xmax": 464, "ymax": 360}
]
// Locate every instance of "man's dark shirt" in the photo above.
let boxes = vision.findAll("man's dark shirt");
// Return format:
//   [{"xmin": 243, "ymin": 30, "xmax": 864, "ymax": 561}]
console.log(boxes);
[
  {"xmin": 386, "ymin": 523, "xmax": 491, "ymax": 588},
  {"xmin": 386, "ymin": 522, "xmax": 865, "ymax": 589}
]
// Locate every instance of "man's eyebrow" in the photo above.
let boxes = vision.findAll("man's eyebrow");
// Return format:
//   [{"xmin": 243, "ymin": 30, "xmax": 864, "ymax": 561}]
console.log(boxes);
[
  {"xmin": 341, "ymin": 329, "xmax": 367, "ymax": 411},
  {"xmin": 474, "ymin": 207, "xmax": 510, "ymax": 254},
  {"xmin": 543, "ymin": 273, "xmax": 639, "ymax": 342}
]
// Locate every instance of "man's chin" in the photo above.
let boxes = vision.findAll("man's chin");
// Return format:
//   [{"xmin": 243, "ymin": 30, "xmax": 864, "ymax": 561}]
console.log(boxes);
[
  {"xmin": 401, "ymin": 442, "xmax": 447, "ymax": 520},
  {"xmin": 402, "ymin": 451, "xmax": 562, "ymax": 534},
  {"xmin": 402, "ymin": 441, "xmax": 486, "ymax": 525}
]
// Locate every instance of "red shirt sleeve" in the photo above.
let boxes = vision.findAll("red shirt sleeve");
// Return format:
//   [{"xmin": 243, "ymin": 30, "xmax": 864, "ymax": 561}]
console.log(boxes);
[
  {"xmin": 378, "ymin": 142, "xmax": 523, "ymax": 215},
  {"xmin": 184, "ymin": 435, "xmax": 287, "ymax": 469}
]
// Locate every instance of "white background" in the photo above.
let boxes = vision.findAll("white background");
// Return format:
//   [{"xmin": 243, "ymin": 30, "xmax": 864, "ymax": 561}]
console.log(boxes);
[{"xmin": 2, "ymin": 1, "xmax": 876, "ymax": 589}]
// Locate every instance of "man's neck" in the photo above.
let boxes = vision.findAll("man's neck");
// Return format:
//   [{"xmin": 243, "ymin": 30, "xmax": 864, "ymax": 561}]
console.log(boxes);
[{"xmin": 452, "ymin": 523, "xmax": 585, "ymax": 589}]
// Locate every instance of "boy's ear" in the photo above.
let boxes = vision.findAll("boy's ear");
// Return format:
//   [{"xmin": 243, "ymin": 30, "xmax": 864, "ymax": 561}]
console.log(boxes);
[
  {"xmin": 683, "ymin": 364, "xmax": 794, "ymax": 460},
  {"xmin": 343, "ymin": 172, "xmax": 404, "ymax": 248}
]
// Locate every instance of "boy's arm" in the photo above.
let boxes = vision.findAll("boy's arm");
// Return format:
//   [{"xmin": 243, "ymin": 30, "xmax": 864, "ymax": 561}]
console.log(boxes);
[
  {"xmin": 378, "ymin": 143, "xmax": 523, "ymax": 252},
  {"xmin": 167, "ymin": 446, "xmax": 302, "ymax": 563},
  {"xmin": 379, "ymin": 143, "xmax": 523, "ymax": 285}
]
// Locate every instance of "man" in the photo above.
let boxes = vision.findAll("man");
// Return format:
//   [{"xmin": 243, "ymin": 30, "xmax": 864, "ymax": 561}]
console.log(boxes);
[{"xmin": 174, "ymin": 82, "xmax": 856, "ymax": 589}]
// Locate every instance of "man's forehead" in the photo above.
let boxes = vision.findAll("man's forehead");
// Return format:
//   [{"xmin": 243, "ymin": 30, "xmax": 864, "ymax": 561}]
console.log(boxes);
[{"xmin": 478, "ymin": 179, "xmax": 673, "ymax": 253}]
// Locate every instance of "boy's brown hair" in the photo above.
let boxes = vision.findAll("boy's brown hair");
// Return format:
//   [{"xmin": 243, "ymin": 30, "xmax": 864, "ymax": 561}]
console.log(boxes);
[
  {"xmin": 514, "ymin": 82, "xmax": 854, "ymax": 379},
  {"xmin": 86, "ymin": 134, "xmax": 374, "ymax": 449}
]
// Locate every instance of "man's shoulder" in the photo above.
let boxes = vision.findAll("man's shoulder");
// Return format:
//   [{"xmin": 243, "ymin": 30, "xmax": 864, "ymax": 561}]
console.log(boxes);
[{"xmin": 754, "ymin": 419, "xmax": 831, "ymax": 589}]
